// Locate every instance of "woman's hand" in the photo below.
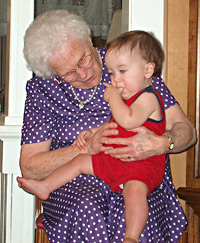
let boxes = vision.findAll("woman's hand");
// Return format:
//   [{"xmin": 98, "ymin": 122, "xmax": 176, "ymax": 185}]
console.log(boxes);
[
  {"xmin": 82, "ymin": 122, "xmax": 119, "ymax": 155},
  {"xmin": 102, "ymin": 104, "xmax": 197, "ymax": 161},
  {"xmin": 103, "ymin": 126, "xmax": 167, "ymax": 161}
]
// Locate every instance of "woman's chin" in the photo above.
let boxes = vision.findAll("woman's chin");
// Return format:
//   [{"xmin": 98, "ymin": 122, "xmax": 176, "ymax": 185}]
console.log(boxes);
[{"xmin": 74, "ymin": 79, "xmax": 101, "ymax": 89}]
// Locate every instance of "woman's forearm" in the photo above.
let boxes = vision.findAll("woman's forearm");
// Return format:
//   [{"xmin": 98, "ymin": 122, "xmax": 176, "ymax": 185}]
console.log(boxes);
[
  {"xmin": 164, "ymin": 104, "xmax": 197, "ymax": 154},
  {"xmin": 20, "ymin": 123, "xmax": 118, "ymax": 181},
  {"xmin": 164, "ymin": 121, "xmax": 197, "ymax": 154},
  {"xmin": 20, "ymin": 142, "xmax": 81, "ymax": 180}
]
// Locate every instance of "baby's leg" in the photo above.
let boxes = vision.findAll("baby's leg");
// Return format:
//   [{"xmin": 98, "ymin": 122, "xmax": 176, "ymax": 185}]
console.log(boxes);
[
  {"xmin": 17, "ymin": 154, "xmax": 94, "ymax": 200},
  {"xmin": 122, "ymin": 180, "xmax": 149, "ymax": 243}
]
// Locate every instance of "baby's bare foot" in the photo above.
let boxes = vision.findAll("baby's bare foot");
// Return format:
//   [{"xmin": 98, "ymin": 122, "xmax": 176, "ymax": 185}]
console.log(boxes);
[{"xmin": 17, "ymin": 176, "xmax": 50, "ymax": 200}]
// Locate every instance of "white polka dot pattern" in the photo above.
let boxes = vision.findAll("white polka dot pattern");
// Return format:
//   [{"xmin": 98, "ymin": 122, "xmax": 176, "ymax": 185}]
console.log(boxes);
[
  {"xmin": 42, "ymin": 156, "xmax": 186, "ymax": 243},
  {"xmin": 21, "ymin": 48, "xmax": 186, "ymax": 242}
]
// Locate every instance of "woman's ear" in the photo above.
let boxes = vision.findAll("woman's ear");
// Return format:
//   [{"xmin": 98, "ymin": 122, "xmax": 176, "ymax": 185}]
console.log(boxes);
[
  {"xmin": 88, "ymin": 36, "xmax": 93, "ymax": 46},
  {"xmin": 145, "ymin": 62, "xmax": 155, "ymax": 78}
]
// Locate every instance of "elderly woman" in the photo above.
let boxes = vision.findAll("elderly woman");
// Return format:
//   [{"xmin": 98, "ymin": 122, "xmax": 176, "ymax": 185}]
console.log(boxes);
[{"xmin": 20, "ymin": 10, "xmax": 196, "ymax": 243}]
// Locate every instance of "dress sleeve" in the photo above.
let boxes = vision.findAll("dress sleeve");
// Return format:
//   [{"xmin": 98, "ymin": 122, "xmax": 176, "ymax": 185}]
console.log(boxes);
[
  {"xmin": 152, "ymin": 76, "xmax": 178, "ymax": 110},
  {"xmin": 21, "ymin": 78, "xmax": 55, "ymax": 145}
]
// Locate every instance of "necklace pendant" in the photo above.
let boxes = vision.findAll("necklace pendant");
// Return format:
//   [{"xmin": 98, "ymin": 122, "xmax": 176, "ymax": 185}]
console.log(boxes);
[
  {"xmin": 70, "ymin": 85, "xmax": 98, "ymax": 109},
  {"xmin": 79, "ymin": 103, "xmax": 84, "ymax": 109}
]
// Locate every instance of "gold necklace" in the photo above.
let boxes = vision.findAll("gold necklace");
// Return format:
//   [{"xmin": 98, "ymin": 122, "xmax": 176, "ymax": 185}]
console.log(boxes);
[
  {"xmin": 71, "ymin": 85, "xmax": 97, "ymax": 109},
  {"xmin": 70, "ymin": 50, "xmax": 102, "ymax": 109}
]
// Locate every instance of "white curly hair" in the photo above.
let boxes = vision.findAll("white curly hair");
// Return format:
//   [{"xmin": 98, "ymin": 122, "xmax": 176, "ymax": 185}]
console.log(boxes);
[{"xmin": 23, "ymin": 9, "xmax": 91, "ymax": 78}]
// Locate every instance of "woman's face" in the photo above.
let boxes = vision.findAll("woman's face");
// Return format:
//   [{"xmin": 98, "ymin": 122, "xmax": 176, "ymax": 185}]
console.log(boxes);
[{"xmin": 48, "ymin": 38, "xmax": 102, "ymax": 89}]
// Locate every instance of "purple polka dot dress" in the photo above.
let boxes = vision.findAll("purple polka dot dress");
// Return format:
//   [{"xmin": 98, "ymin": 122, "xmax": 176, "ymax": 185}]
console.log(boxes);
[{"xmin": 21, "ymin": 48, "xmax": 187, "ymax": 242}]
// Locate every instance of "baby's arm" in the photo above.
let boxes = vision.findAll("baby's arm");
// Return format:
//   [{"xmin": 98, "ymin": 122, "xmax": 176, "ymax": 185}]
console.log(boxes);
[{"xmin": 104, "ymin": 84, "xmax": 160, "ymax": 130}]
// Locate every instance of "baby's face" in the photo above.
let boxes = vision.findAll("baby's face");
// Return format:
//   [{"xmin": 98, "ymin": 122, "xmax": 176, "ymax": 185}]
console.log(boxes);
[{"xmin": 105, "ymin": 47, "xmax": 151, "ymax": 99}]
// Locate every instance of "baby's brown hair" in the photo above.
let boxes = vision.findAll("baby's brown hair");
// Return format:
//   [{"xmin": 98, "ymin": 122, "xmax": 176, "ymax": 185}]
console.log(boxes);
[{"xmin": 106, "ymin": 30, "xmax": 164, "ymax": 76}]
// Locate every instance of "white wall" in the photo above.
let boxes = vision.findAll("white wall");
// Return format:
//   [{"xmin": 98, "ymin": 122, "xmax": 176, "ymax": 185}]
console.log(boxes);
[{"xmin": 123, "ymin": 0, "xmax": 164, "ymax": 45}]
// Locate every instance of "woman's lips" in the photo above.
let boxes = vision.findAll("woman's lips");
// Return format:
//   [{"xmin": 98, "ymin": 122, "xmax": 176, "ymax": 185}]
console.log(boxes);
[{"xmin": 84, "ymin": 75, "xmax": 94, "ymax": 84}]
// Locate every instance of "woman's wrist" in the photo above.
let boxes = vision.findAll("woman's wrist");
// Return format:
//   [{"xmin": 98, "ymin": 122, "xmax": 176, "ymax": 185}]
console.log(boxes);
[{"xmin": 163, "ymin": 133, "xmax": 175, "ymax": 153}]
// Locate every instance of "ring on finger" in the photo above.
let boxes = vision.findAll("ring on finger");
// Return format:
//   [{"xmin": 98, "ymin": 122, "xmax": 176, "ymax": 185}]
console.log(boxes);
[{"xmin": 126, "ymin": 154, "xmax": 132, "ymax": 159}]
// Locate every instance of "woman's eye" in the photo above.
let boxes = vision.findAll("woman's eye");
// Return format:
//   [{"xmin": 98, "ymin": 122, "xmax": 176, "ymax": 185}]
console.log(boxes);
[
  {"xmin": 120, "ymin": 70, "xmax": 126, "ymax": 74},
  {"xmin": 108, "ymin": 72, "xmax": 114, "ymax": 76}
]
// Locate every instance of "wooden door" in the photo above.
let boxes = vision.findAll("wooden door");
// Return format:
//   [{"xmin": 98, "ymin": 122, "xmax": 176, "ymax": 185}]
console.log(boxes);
[{"xmin": 176, "ymin": 0, "xmax": 200, "ymax": 242}]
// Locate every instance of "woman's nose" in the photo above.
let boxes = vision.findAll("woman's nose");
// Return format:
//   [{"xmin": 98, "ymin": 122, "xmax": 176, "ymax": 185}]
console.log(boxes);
[{"xmin": 76, "ymin": 68, "xmax": 87, "ymax": 79}]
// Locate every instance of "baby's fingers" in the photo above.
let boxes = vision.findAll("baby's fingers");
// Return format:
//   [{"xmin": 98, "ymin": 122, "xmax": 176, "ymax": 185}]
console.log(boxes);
[
  {"xmin": 72, "ymin": 141, "xmax": 77, "ymax": 147},
  {"xmin": 76, "ymin": 138, "xmax": 86, "ymax": 150},
  {"xmin": 103, "ymin": 82, "xmax": 111, "ymax": 88}
]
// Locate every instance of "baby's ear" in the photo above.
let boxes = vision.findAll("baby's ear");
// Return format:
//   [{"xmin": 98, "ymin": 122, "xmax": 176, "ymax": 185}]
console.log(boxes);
[{"xmin": 145, "ymin": 62, "xmax": 155, "ymax": 78}]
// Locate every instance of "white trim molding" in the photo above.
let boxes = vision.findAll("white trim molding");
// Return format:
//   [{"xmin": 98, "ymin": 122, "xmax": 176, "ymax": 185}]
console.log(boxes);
[{"xmin": 0, "ymin": 1, "xmax": 35, "ymax": 243}]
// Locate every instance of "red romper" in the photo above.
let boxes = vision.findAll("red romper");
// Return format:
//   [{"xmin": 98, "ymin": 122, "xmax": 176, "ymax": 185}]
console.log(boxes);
[{"xmin": 92, "ymin": 86, "xmax": 166, "ymax": 195}]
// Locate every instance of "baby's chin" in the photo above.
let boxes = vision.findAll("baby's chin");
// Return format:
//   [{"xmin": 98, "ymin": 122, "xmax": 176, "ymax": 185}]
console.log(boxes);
[{"xmin": 121, "ymin": 90, "xmax": 133, "ymax": 100}]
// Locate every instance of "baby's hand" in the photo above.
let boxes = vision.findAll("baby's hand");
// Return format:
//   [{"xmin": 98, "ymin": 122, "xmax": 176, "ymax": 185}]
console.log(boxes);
[
  {"xmin": 75, "ymin": 130, "xmax": 93, "ymax": 150},
  {"xmin": 103, "ymin": 82, "xmax": 121, "ymax": 102}
]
